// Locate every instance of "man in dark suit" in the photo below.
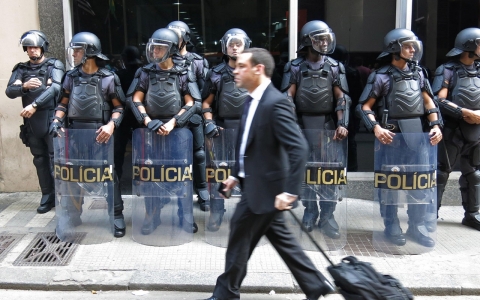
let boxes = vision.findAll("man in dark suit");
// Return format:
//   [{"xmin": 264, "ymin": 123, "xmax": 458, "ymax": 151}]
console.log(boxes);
[{"xmin": 205, "ymin": 48, "xmax": 334, "ymax": 300}]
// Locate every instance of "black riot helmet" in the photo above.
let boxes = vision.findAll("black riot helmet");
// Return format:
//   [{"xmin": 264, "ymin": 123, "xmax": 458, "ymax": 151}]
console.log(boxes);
[
  {"xmin": 145, "ymin": 28, "xmax": 179, "ymax": 64},
  {"xmin": 167, "ymin": 21, "xmax": 191, "ymax": 50},
  {"xmin": 19, "ymin": 30, "xmax": 49, "ymax": 53},
  {"xmin": 298, "ymin": 20, "xmax": 336, "ymax": 55},
  {"xmin": 66, "ymin": 32, "xmax": 108, "ymax": 67},
  {"xmin": 446, "ymin": 27, "xmax": 480, "ymax": 57},
  {"xmin": 220, "ymin": 28, "xmax": 251, "ymax": 60},
  {"xmin": 377, "ymin": 28, "xmax": 423, "ymax": 62}
]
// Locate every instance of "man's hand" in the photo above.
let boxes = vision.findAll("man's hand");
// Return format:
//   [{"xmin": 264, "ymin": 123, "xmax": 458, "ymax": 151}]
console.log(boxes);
[
  {"xmin": 96, "ymin": 122, "xmax": 115, "ymax": 143},
  {"xmin": 429, "ymin": 126, "xmax": 442, "ymax": 145},
  {"xmin": 373, "ymin": 125, "xmax": 395, "ymax": 144},
  {"xmin": 49, "ymin": 120, "xmax": 64, "ymax": 138},
  {"xmin": 160, "ymin": 119, "xmax": 176, "ymax": 135},
  {"xmin": 22, "ymin": 78, "xmax": 42, "ymax": 90},
  {"xmin": 20, "ymin": 104, "xmax": 37, "ymax": 118},
  {"xmin": 333, "ymin": 126, "xmax": 348, "ymax": 140},
  {"xmin": 463, "ymin": 109, "xmax": 480, "ymax": 124},
  {"xmin": 274, "ymin": 193, "xmax": 297, "ymax": 210},
  {"xmin": 220, "ymin": 177, "xmax": 237, "ymax": 199}
]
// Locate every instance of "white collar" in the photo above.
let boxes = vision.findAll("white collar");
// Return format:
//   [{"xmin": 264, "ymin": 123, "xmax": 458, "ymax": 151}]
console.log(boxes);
[{"xmin": 249, "ymin": 79, "xmax": 271, "ymax": 101}]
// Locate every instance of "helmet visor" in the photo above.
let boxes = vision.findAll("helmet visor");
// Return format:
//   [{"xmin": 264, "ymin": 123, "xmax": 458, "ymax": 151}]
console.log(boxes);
[
  {"xmin": 399, "ymin": 38, "xmax": 423, "ymax": 62},
  {"xmin": 309, "ymin": 30, "xmax": 336, "ymax": 54},
  {"xmin": 222, "ymin": 34, "xmax": 250, "ymax": 56},
  {"xmin": 168, "ymin": 25, "xmax": 187, "ymax": 43},
  {"xmin": 66, "ymin": 43, "xmax": 87, "ymax": 68},
  {"xmin": 19, "ymin": 32, "xmax": 43, "ymax": 48},
  {"xmin": 146, "ymin": 41, "xmax": 173, "ymax": 64}
]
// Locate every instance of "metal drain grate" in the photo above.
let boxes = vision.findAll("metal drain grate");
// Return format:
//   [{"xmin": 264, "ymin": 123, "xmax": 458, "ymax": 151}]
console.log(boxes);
[
  {"xmin": 0, "ymin": 234, "xmax": 24, "ymax": 261},
  {"xmin": 88, "ymin": 199, "xmax": 108, "ymax": 210},
  {"xmin": 333, "ymin": 232, "xmax": 403, "ymax": 258},
  {"xmin": 13, "ymin": 232, "xmax": 84, "ymax": 266}
]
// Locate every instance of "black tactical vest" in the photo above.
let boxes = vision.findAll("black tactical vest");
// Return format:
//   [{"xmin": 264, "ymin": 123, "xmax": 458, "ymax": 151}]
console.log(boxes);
[
  {"xmin": 68, "ymin": 68, "xmax": 109, "ymax": 122},
  {"xmin": 295, "ymin": 60, "xmax": 334, "ymax": 114},
  {"xmin": 144, "ymin": 67, "xmax": 182, "ymax": 119},
  {"xmin": 215, "ymin": 63, "xmax": 248, "ymax": 119},
  {"xmin": 449, "ymin": 62, "xmax": 480, "ymax": 110},
  {"xmin": 21, "ymin": 59, "xmax": 52, "ymax": 109},
  {"xmin": 384, "ymin": 66, "xmax": 424, "ymax": 118}
]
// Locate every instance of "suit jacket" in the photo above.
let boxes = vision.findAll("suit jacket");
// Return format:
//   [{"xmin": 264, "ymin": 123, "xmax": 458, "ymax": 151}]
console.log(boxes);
[{"xmin": 234, "ymin": 83, "xmax": 308, "ymax": 214}]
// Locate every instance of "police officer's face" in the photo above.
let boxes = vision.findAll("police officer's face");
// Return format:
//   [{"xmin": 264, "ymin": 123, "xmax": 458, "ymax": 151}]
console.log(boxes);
[
  {"xmin": 227, "ymin": 39, "xmax": 245, "ymax": 57},
  {"xmin": 401, "ymin": 42, "xmax": 416, "ymax": 60},
  {"xmin": 153, "ymin": 45, "xmax": 168, "ymax": 59},
  {"xmin": 72, "ymin": 48, "xmax": 85, "ymax": 65},
  {"xmin": 26, "ymin": 46, "xmax": 42, "ymax": 59},
  {"xmin": 312, "ymin": 35, "xmax": 330, "ymax": 52}
]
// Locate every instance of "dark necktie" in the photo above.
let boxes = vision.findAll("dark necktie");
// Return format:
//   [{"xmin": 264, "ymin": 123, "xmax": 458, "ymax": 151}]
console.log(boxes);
[{"xmin": 240, "ymin": 95, "xmax": 253, "ymax": 130}]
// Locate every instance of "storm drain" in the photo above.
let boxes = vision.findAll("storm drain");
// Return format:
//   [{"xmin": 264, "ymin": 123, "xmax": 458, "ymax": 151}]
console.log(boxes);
[
  {"xmin": 334, "ymin": 232, "xmax": 402, "ymax": 258},
  {"xmin": 88, "ymin": 198, "xmax": 108, "ymax": 210},
  {"xmin": 0, "ymin": 234, "xmax": 24, "ymax": 262},
  {"xmin": 13, "ymin": 232, "xmax": 84, "ymax": 266}
]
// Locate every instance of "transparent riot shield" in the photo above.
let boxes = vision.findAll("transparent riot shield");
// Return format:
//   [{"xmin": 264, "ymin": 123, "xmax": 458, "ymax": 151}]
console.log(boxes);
[
  {"xmin": 287, "ymin": 129, "xmax": 347, "ymax": 251},
  {"xmin": 131, "ymin": 128, "xmax": 194, "ymax": 246},
  {"xmin": 373, "ymin": 132, "xmax": 437, "ymax": 255},
  {"xmin": 54, "ymin": 129, "xmax": 114, "ymax": 244}
]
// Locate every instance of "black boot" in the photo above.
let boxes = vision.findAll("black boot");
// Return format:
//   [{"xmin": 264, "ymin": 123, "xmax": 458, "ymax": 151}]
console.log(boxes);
[
  {"xmin": 207, "ymin": 210, "xmax": 225, "ymax": 232},
  {"xmin": 178, "ymin": 197, "xmax": 198, "ymax": 233},
  {"xmin": 113, "ymin": 215, "xmax": 126, "ymax": 238},
  {"xmin": 460, "ymin": 174, "xmax": 480, "ymax": 230},
  {"xmin": 302, "ymin": 199, "xmax": 319, "ymax": 232},
  {"xmin": 141, "ymin": 198, "xmax": 162, "ymax": 235},
  {"xmin": 37, "ymin": 193, "xmax": 55, "ymax": 214},
  {"xmin": 383, "ymin": 205, "xmax": 406, "ymax": 246},
  {"xmin": 197, "ymin": 188, "xmax": 210, "ymax": 212},
  {"xmin": 462, "ymin": 212, "xmax": 480, "ymax": 230},
  {"xmin": 318, "ymin": 201, "xmax": 340, "ymax": 239},
  {"xmin": 406, "ymin": 205, "xmax": 435, "ymax": 247}
]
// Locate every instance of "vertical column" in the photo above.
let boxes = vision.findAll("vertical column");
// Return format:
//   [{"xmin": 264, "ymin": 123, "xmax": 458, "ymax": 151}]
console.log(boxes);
[
  {"xmin": 289, "ymin": 0, "xmax": 298, "ymax": 60},
  {"xmin": 396, "ymin": 0, "xmax": 412, "ymax": 29}
]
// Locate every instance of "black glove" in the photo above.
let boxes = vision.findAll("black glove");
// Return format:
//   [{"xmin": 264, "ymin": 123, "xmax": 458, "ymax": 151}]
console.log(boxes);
[
  {"xmin": 204, "ymin": 119, "xmax": 219, "ymax": 138},
  {"xmin": 147, "ymin": 119, "xmax": 163, "ymax": 132},
  {"xmin": 49, "ymin": 121, "xmax": 63, "ymax": 137}
]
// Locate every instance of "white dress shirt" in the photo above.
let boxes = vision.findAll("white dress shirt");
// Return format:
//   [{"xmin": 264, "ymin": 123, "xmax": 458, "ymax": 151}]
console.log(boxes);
[{"xmin": 238, "ymin": 79, "xmax": 271, "ymax": 178}]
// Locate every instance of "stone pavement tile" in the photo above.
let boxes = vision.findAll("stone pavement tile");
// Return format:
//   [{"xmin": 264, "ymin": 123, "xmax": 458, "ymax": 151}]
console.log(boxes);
[
  {"xmin": 451, "ymin": 275, "xmax": 480, "ymax": 295},
  {"xmin": 49, "ymin": 270, "xmax": 134, "ymax": 291},
  {"xmin": 397, "ymin": 274, "xmax": 461, "ymax": 296},
  {"xmin": 0, "ymin": 268, "xmax": 56, "ymax": 289}
]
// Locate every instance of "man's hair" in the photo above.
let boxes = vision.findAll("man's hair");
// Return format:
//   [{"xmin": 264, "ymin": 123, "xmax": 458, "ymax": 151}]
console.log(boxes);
[{"xmin": 242, "ymin": 48, "xmax": 275, "ymax": 78}]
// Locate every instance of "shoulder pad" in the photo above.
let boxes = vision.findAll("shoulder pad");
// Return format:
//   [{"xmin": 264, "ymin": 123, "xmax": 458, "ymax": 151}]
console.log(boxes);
[
  {"xmin": 113, "ymin": 73, "xmax": 122, "ymax": 85},
  {"xmin": 213, "ymin": 62, "xmax": 226, "ymax": 73},
  {"xmin": 375, "ymin": 65, "xmax": 391, "ymax": 74},
  {"xmin": 66, "ymin": 67, "xmax": 80, "ymax": 77},
  {"xmin": 337, "ymin": 61, "xmax": 346, "ymax": 73},
  {"xmin": 44, "ymin": 58, "xmax": 55, "ymax": 66},
  {"xmin": 191, "ymin": 52, "xmax": 203, "ymax": 60},
  {"xmin": 12, "ymin": 62, "xmax": 25, "ymax": 72},
  {"xmin": 366, "ymin": 70, "xmax": 377, "ymax": 84},
  {"xmin": 419, "ymin": 66, "xmax": 429, "ymax": 78},
  {"xmin": 283, "ymin": 60, "xmax": 292, "ymax": 73},
  {"xmin": 434, "ymin": 64, "xmax": 445, "ymax": 76},
  {"xmin": 325, "ymin": 56, "xmax": 339, "ymax": 67},
  {"xmin": 53, "ymin": 59, "xmax": 65, "ymax": 70},
  {"xmin": 142, "ymin": 63, "xmax": 156, "ymax": 72},
  {"xmin": 97, "ymin": 68, "xmax": 114, "ymax": 77},
  {"xmin": 134, "ymin": 67, "xmax": 143, "ymax": 78},
  {"xmin": 444, "ymin": 61, "xmax": 456, "ymax": 70},
  {"xmin": 291, "ymin": 57, "xmax": 304, "ymax": 66}
]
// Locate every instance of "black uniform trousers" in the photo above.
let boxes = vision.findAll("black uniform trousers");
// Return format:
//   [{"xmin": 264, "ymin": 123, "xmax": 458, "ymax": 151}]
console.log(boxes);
[{"xmin": 213, "ymin": 195, "xmax": 328, "ymax": 300}]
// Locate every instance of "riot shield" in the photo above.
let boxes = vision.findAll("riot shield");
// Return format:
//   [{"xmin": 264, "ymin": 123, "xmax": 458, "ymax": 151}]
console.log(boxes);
[
  {"xmin": 287, "ymin": 129, "xmax": 347, "ymax": 251},
  {"xmin": 54, "ymin": 129, "xmax": 114, "ymax": 244},
  {"xmin": 131, "ymin": 128, "xmax": 194, "ymax": 246},
  {"xmin": 373, "ymin": 132, "xmax": 437, "ymax": 255}
]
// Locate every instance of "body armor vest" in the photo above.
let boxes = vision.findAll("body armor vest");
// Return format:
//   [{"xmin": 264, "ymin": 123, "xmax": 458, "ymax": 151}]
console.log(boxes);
[
  {"xmin": 21, "ymin": 59, "xmax": 52, "ymax": 109},
  {"xmin": 384, "ymin": 66, "xmax": 424, "ymax": 118},
  {"xmin": 449, "ymin": 62, "xmax": 480, "ymax": 110},
  {"xmin": 216, "ymin": 63, "xmax": 248, "ymax": 119},
  {"xmin": 68, "ymin": 68, "xmax": 109, "ymax": 122},
  {"xmin": 295, "ymin": 60, "xmax": 334, "ymax": 114},
  {"xmin": 144, "ymin": 68, "xmax": 182, "ymax": 119}
]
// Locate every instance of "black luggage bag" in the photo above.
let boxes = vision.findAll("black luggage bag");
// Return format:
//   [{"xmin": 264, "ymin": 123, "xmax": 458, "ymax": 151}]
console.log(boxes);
[{"xmin": 288, "ymin": 210, "xmax": 414, "ymax": 300}]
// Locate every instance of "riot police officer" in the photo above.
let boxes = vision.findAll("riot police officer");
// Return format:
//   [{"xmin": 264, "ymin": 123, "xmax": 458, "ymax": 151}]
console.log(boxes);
[
  {"xmin": 432, "ymin": 28, "xmax": 480, "ymax": 231},
  {"xmin": 128, "ymin": 28, "xmax": 202, "ymax": 234},
  {"xmin": 201, "ymin": 28, "xmax": 251, "ymax": 231},
  {"xmin": 358, "ymin": 28, "xmax": 442, "ymax": 247},
  {"xmin": 5, "ymin": 30, "xmax": 65, "ymax": 214},
  {"xmin": 168, "ymin": 20, "xmax": 211, "ymax": 212},
  {"xmin": 49, "ymin": 32, "xmax": 126, "ymax": 238},
  {"xmin": 281, "ymin": 21, "xmax": 350, "ymax": 238}
]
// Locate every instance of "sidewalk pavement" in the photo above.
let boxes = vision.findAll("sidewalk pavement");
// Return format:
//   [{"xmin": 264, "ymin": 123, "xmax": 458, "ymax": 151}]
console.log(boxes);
[{"xmin": 0, "ymin": 192, "xmax": 479, "ymax": 297}]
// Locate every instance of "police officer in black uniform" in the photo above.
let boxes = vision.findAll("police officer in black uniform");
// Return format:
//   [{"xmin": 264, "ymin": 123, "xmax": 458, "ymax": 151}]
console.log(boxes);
[
  {"xmin": 49, "ymin": 32, "xmax": 126, "ymax": 238},
  {"xmin": 128, "ymin": 28, "xmax": 202, "ymax": 234},
  {"xmin": 358, "ymin": 28, "xmax": 442, "ymax": 247},
  {"xmin": 168, "ymin": 20, "xmax": 211, "ymax": 212},
  {"xmin": 281, "ymin": 21, "xmax": 350, "ymax": 238},
  {"xmin": 5, "ymin": 30, "xmax": 65, "ymax": 214},
  {"xmin": 432, "ymin": 28, "xmax": 480, "ymax": 231},
  {"xmin": 201, "ymin": 28, "xmax": 252, "ymax": 231}
]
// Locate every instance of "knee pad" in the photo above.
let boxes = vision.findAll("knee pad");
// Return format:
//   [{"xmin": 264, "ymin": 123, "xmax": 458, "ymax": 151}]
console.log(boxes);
[
  {"xmin": 470, "ymin": 146, "xmax": 480, "ymax": 167},
  {"xmin": 437, "ymin": 170, "xmax": 449, "ymax": 186},
  {"xmin": 33, "ymin": 155, "xmax": 48, "ymax": 168},
  {"xmin": 193, "ymin": 148, "xmax": 205, "ymax": 162},
  {"xmin": 465, "ymin": 170, "xmax": 480, "ymax": 187}
]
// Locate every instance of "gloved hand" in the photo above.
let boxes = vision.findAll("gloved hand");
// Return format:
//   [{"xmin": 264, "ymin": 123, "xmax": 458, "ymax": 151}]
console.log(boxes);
[
  {"xmin": 204, "ymin": 119, "xmax": 219, "ymax": 138},
  {"xmin": 49, "ymin": 121, "xmax": 63, "ymax": 137},
  {"xmin": 147, "ymin": 119, "xmax": 163, "ymax": 132}
]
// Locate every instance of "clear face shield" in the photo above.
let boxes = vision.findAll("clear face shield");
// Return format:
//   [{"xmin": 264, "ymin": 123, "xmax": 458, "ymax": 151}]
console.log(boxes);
[
  {"xmin": 145, "ymin": 40, "xmax": 172, "ymax": 64},
  {"xmin": 474, "ymin": 38, "xmax": 480, "ymax": 58},
  {"xmin": 309, "ymin": 30, "xmax": 336, "ymax": 54},
  {"xmin": 222, "ymin": 35, "xmax": 247, "ymax": 58},
  {"xmin": 66, "ymin": 43, "xmax": 87, "ymax": 68},
  {"xmin": 399, "ymin": 38, "xmax": 423, "ymax": 62},
  {"xmin": 168, "ymin": 26, "xmax": 186, "ymax": 45},
  {"xmin": 19, "ymin": 32, "xmax": 44, "ymax": 60}
]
